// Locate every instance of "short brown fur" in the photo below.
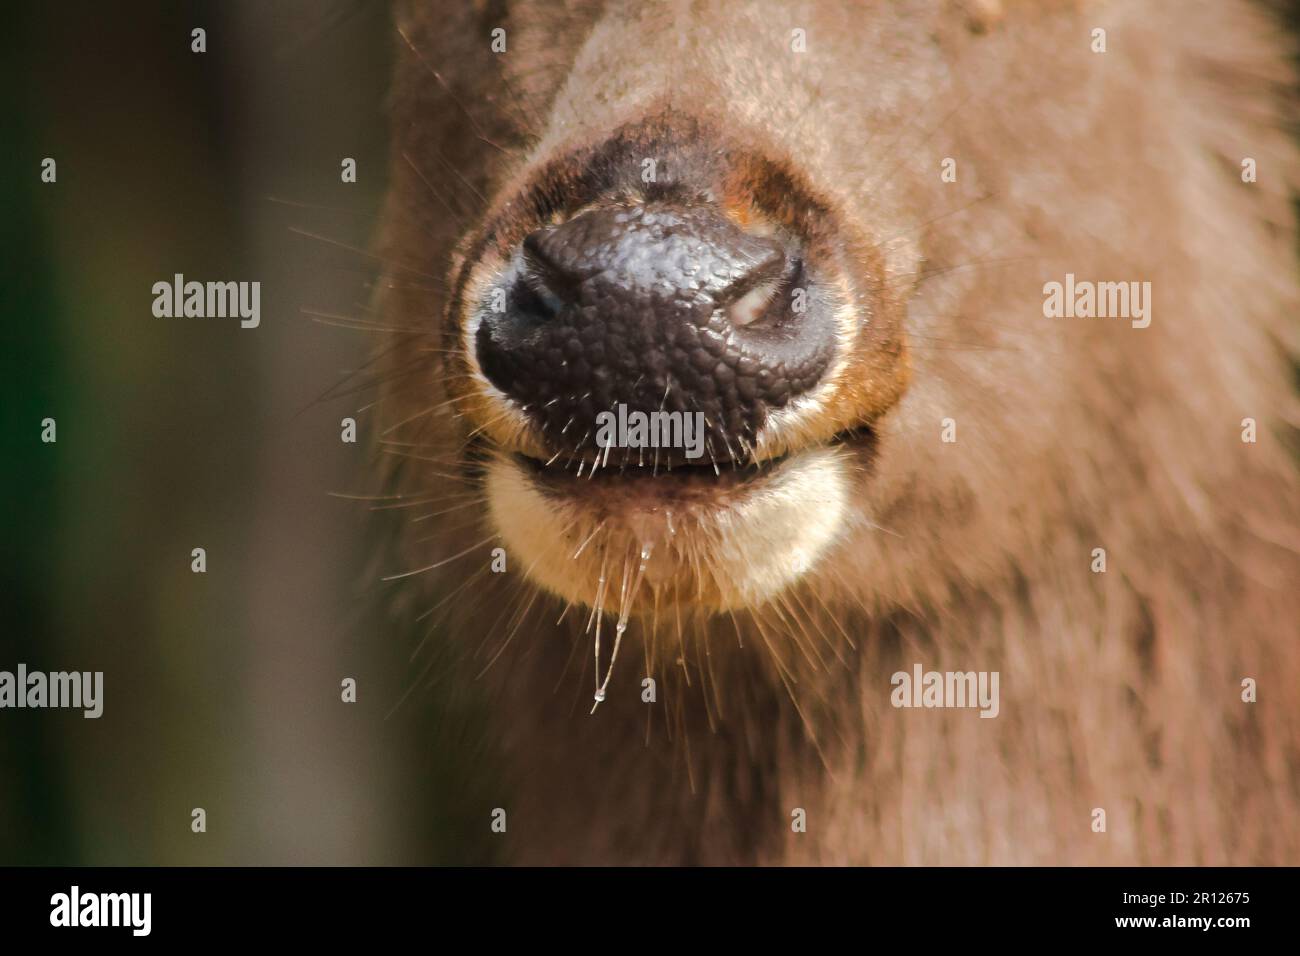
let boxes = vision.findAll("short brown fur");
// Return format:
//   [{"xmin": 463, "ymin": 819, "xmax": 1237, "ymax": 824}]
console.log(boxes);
[{"xmin": 376, "ymin": 0, "xmax": 1300, "ymax": 864}]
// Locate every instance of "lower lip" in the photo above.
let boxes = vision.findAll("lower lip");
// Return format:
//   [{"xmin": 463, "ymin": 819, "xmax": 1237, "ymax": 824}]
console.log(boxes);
[{"xmin": 510, "ymin": 425, "xmax": 873, "ymax": 504}]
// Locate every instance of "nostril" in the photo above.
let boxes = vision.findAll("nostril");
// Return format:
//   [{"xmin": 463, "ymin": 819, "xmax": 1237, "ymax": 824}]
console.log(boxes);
[
  {"xmin": 727, "ymin": 276, "xmax": 781, "ymax": 328},
  {"xmin": 510, "ymin": 268, "xmax": 564, "ymax": 324},
  {"xmin": 520, "ymin": 227, "xmax": 583, "ymax": 305},
  {"xmin": 722, "ymin": 257, "xmax": 801, "ymax": 330}
]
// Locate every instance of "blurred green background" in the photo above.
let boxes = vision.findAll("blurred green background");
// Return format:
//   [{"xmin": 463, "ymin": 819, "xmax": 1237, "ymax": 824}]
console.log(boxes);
[{"xmin": 1, "ymin": 0, "xmax": 484, "ymax": 864}]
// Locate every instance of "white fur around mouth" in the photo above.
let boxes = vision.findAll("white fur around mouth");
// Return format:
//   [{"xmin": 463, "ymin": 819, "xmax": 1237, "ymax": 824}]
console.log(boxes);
[{"xmin": 484, "ymin": 443, "xmax": 854, "ymax": 612}]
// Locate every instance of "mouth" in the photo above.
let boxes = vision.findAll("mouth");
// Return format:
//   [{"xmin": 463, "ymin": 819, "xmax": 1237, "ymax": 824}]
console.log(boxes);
[
  {"xmin": 476, "ymin": 422, "xmax": 874, "ymax": 614},
  {"xmin": 508, "ymin": 423, "xmax": 876, "ymax": 505}
]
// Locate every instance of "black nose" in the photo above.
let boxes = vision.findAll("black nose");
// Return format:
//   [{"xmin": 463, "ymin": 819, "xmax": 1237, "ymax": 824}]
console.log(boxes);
[{"xmin": 474, "ymin": 201, "xmax": 837, "ymax": 465}]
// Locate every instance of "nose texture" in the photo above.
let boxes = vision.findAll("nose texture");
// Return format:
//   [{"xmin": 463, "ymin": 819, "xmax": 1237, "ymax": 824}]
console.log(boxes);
[
  {"xmin": 475, "ymin": 201, "xmax": 837, "ymax": 463},
  {"xmin": 524, "ymin": 202, "xmax": 784, "ymax": 303}
]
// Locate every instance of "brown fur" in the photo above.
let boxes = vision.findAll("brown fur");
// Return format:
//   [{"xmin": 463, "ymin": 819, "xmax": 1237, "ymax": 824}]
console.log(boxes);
[{"xmin": 374, "ymin": 0, "xmax": 1300, "ymax": 864}]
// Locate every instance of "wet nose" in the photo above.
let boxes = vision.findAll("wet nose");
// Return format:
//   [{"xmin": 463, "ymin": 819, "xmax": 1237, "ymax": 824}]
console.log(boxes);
[{"xmin": 474, "ymin": 201, "xmax": 837, "ymax": 463}]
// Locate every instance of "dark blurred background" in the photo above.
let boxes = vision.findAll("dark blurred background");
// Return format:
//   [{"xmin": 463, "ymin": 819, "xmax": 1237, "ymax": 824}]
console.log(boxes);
[{"xmin": 1, "ymin": 0, "xmax": 483, "ymax": 864}]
